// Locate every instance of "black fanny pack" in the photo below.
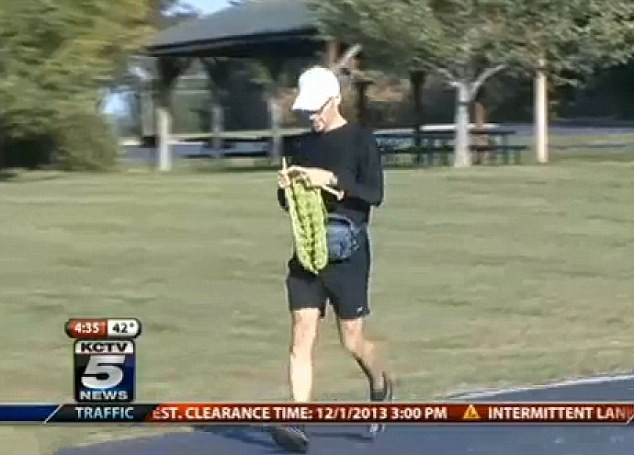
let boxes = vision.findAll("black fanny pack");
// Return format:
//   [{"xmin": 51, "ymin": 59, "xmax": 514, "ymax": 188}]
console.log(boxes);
[{"xmin": 326, "ymin": 214, "xmax": 366, "ymax": 262}]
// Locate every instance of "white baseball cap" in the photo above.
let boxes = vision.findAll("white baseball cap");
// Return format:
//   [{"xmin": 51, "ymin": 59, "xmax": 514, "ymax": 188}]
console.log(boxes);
[{"xmin": 291, "ymin": 66, "xmax": 341, "ymax": 112}]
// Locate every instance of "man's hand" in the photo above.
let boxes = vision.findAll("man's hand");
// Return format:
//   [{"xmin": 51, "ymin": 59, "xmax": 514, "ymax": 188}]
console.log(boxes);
[{"xmin": 287, "ymin": 166, "xmax": 336, "ymax": 188}]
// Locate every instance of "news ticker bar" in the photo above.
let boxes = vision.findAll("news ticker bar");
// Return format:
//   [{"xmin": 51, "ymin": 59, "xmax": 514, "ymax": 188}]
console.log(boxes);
[{"xmin": 1, "ymin": 403, "xmax": 634, "ymax": 424}]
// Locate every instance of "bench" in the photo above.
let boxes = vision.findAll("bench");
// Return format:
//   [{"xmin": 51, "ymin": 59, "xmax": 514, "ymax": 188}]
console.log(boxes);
[
  {"xmin": 379, "ymin": 143, "xmax": 527, "ymax": 166},
  {"xmin": 470, "ymin": 144, "xmax": 527, "ymax": 165}
]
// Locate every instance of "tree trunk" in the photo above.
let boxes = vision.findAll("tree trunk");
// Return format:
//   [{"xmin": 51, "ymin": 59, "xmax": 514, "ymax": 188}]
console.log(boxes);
[
  {"xmin": 454, "ymin": 81, "xmax": 472, "ymax": 167},
  {"xmin": 355, "ymin": 80, "xmax": 372, "ymax": 127},
  {"xmin": 268, "ymin": 90, "xmax": 282, "ymax": 163},
  {"xmin": 258, "ymin": 57, "xmax": 285, "ymax": 164},
  {"xmin": 535, "ymin": 58, "xmax": 549, "ymax": 164},
  {"xmin": 323, "ymin": 40, "xmax": 339, "ymax": 67}
]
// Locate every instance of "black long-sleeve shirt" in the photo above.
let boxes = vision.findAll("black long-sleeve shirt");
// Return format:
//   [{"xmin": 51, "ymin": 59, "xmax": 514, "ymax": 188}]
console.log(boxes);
[{"xmin": 277, "ymin": 122, "xmax": 384, "ymax": 225}]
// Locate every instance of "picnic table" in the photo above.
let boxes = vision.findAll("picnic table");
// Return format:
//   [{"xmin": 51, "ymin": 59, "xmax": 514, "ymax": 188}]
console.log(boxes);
[{"xmin": 375, "ymin": 128, "xmax": 526, "ymax": 165}]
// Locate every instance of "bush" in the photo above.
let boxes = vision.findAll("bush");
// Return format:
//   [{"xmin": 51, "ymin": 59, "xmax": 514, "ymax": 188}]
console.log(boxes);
[
  {"xmin": 53, "ymin": 112, "xmax": 119, "ymax": 171},
  {"xmin": 1, "ymin": 112, "xmax": 118, "ymax": 171}
]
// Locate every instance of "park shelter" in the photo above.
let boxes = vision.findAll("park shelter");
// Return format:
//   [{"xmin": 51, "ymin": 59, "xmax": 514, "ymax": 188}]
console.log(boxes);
[{"xmin": 144, "ymin": 0, "xmax": 426, "ymax": 170}]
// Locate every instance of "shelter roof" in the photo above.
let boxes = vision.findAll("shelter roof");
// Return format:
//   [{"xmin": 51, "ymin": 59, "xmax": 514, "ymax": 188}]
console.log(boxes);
[{"xmin": 147, "ymin": 0, "xmax": 325, "ymax": 58}]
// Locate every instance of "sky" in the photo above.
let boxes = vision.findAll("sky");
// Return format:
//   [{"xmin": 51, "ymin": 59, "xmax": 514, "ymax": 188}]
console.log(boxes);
[
  {"xmin": 104, "ymin": 0, "xmax": 232, "ymax": 117},
  {"xmin": 184, "ymin": 0, "xmax": 231, "ymax": 14}
]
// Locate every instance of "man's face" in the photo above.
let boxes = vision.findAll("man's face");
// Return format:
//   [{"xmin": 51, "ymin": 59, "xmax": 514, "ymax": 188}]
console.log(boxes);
[{"xmin": 305, "ymin": 97, "xmax": 339, "ymax": 133}]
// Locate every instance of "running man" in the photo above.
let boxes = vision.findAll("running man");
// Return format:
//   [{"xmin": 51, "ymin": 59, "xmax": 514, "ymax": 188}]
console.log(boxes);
[{"xmin": 271, "ymin": 66, "xmax": 393, "ymax": 453}]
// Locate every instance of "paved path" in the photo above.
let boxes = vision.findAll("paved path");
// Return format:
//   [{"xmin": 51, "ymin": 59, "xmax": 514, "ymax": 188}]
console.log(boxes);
[
  {"xmin": 121, "ymin": 123, "xmax": 634, "ymax": 164},
  {"xmin": 56, "ymin": 374, "xmax": 634, "ymax": 455}
]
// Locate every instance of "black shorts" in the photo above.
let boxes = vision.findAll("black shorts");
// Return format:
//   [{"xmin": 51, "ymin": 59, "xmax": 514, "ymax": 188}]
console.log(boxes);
[{"xmin": 285, "ymin": 231, "xmax": 371, "ymax": 320}]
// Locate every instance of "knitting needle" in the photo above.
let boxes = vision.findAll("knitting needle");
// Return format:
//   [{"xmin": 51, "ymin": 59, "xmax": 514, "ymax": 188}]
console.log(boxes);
[{"xmin": 282, "ymin": 162, "xmax": 344, "ymax": 201}]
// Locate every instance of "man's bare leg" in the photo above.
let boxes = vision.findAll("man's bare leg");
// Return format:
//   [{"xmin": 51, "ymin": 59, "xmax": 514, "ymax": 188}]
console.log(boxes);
[
  {"xmin": 270, "ymin": 308, "xmax": 320, "ymax": 453},
  {"xmin": 338, "ymin": 316, "xmax": 393, "ymax": 436},
  {"xmin": 289, "ymin": 308, "xmax": 321, "ymax": 402},
  {"xmin": 337, "ymin": 317, "xmax": 387, "ymax": 390}
]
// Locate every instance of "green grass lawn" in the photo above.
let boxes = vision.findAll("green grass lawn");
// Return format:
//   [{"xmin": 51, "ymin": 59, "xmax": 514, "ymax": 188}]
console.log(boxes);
[{"xmin": 1, "ymin": 157, "xmax": 633, "ymax": 453}]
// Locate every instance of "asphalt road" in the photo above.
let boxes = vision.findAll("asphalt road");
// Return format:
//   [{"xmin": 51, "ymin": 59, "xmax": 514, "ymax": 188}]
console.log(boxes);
[{"xmin": 121, "ymin": 123, "xmax": 634, "ymax": 164}]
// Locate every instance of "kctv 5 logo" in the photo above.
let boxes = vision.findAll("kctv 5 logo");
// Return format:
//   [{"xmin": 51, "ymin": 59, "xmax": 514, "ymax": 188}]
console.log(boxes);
[{"xmin": 74, "ymin": 339, "xmax": 135, "ymax": 402}]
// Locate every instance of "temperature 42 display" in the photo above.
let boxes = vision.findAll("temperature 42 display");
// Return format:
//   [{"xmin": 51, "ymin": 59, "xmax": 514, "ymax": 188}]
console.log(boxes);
[{"xmin": 108, "ymin": 319, "xmax": 141, "ymax": 338}]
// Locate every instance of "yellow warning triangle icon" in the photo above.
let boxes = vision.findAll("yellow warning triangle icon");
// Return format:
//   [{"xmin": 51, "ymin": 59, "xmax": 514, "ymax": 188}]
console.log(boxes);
[{"xmin": 463, "ymin": 404, "xmax": 481, "ymax": 420}]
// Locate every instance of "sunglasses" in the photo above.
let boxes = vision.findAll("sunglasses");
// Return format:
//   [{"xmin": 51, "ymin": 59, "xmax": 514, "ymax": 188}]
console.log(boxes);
[{"xmin": 298, "ymin": 98, "xmax": 332, "ymax": 120}]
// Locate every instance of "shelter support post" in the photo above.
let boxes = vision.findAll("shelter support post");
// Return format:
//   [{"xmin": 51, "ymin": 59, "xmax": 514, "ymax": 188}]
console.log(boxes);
[
  {"xmin": 156, "ymin": 95, "xmax": 171, "ymax": 171},
  {"xmin": 409, "ymin": 70, "xmax": 426, "ymax": 147},
  {"xmin": 155, "ymin": 57, "xmax": 190, "ymax": 171},
  {"xmin": 201, "ymin": 58, "xmax": 232, "ymax": 155},
  {"xmin": 260, "ymin": 57, "xmax": 286, "ymax": 164}
]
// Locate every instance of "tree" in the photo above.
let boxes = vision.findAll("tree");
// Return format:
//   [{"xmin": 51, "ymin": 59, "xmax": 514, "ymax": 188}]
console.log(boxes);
[
  {"xmin": 498, "ymin": 1, "xmax": 634, "ymax": 163},
  {"xmin": 310, "ymin": 0, "xmax": 634, "ymax": 167},
  {"xmin": 0, "ymin": 0, "xmax": 154, "ymax": 169}
]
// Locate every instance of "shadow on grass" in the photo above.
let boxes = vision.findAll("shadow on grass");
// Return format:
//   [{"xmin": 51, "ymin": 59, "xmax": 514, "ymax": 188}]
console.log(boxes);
[
  {"xmin": 0, "ymin": 169, "xmax": 70, "ymax": 183},
  {"xmin": 0, "ymin": 170, "xmax": 19, "ymax": 181}
]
